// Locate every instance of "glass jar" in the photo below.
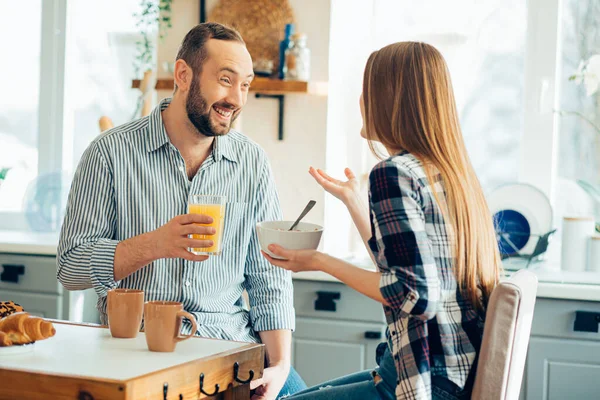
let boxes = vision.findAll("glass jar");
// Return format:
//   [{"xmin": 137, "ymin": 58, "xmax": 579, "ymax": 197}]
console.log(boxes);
[{"xmin": 284, "ymin": 33, "xmax": 310, "ymax": 81}]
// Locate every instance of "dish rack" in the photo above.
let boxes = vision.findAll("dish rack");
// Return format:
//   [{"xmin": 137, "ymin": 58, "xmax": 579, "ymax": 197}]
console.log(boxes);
[{"xmin": 497, "ymin": 229, "xmax": 557, "ymax": 268}]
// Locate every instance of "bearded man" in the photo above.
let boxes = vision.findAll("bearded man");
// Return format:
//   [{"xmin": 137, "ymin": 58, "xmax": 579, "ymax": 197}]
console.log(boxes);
[{"xmin": 57, "ymin": 22, "xmax": 305, "ymax": 400}]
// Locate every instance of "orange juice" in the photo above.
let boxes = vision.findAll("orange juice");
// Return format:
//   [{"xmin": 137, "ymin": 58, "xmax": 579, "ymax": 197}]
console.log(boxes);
[{"xmin": 188, "ymin": 203, "xmax": 225, "ymax": 255}]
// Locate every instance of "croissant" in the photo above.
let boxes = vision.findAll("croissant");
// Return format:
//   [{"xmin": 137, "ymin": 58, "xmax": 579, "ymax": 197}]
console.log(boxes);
[
  {"xmin": 0, "ymin": 331, "xmax": 12, "ymax": 347},
  {"xmin": 0, "ymin": 312, "xmax": 56, "ymax": 345}
]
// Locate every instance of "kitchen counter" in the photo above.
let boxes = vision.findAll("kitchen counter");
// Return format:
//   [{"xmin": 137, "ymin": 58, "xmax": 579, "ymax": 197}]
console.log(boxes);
[
  {"xmin": 290, "ymin": 258, "xmax": 600, "ymax": 303},
  {"xmin": 2, "ymin": 230, "xmax": 600, "ymax": 302},
  {"xmin": 0, "ymin": 230, "xmax": 58, "ymax": 255},
  {"xmin": 292, "ymin": 270, "xmax": 600, "ymax": 302}
]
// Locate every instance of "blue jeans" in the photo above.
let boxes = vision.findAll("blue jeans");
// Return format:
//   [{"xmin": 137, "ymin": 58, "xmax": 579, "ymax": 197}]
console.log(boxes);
[
  {"xmin": 282, "ymin": 344, "xmax": 397, "ymax": 400},
  {"xmin": 276, "ymin": 366, "xmax": 308, "ymax": 398},
  {"xmin": 283, "ymin": 343, "xmax": 469, "ymax": 400}
]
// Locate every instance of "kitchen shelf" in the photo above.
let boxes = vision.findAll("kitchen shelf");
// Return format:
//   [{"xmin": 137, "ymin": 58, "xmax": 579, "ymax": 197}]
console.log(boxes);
[
  {"xmin": 131, "ymin": 77, "xmax": 327, "ymax": 140},
  {"xmin": 131, "ymin": 77, "xmax": 327, "ymax": 95}
]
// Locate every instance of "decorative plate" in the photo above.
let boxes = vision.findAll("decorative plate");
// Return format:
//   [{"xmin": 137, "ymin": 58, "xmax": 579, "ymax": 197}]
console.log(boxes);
[{"xmin": 22, "ymin": 171, "xmax": 72, "ymax": 232}]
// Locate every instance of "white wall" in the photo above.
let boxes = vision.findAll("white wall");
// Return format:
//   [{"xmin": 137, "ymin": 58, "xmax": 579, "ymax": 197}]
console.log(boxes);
[{"xmin": 156, "ymin": 0, "xmax": 330, "ymax": 235}]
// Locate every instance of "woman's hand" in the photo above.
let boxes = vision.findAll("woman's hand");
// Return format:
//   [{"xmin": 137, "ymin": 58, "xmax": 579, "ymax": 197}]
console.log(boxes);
[
  {"xmin": 261, "ymin": 244, "xmax": 322, "ymax": 273},
  {"xmin": 309, "ymin": 167, "xmax": 360, "ymax": 204}
]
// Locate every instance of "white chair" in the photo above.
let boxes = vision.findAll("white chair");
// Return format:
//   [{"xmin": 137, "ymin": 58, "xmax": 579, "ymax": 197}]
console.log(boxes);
[{"xmin": 472, "ymin": 269, "xmax": 538, "ymax": 399}]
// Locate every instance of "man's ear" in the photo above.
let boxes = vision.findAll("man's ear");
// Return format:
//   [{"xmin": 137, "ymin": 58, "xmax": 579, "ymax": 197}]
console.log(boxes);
[{"xmin": 174, "ymin": 59, "xmax": 192, "ymax": 92}]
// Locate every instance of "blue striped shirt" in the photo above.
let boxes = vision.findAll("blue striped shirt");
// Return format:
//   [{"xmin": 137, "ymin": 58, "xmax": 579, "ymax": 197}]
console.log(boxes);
[{"xmin": 57, "ymin": 98, "xmax": 295, "ymax": 342}]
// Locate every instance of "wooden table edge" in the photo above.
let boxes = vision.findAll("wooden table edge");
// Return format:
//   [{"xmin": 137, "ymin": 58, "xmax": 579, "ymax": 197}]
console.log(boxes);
[{"xmin": 0, "ymin": 319, "xmax": 265, "ymax": 399}]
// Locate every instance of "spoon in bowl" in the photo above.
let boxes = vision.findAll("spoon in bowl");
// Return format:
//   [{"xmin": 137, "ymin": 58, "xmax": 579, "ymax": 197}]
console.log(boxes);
[{"xmin": 289, "ymin": 200, "xmax": 316, "ymax": 231}]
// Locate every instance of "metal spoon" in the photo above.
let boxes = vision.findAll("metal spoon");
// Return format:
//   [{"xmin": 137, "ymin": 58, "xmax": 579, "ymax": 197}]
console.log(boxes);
[{"xmin": 289, "ymin": 200, "xmax": 317, "ymax": 231}]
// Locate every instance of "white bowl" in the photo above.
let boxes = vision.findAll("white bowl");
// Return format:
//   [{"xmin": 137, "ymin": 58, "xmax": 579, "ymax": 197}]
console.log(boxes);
[{"xmin": 256, "ymin": 221, "xmax": 324, "ymax": 260}]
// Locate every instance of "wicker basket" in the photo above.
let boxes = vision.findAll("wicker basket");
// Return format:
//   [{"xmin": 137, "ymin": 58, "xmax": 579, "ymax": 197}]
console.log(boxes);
[{"xmin": 208, "ymin": 0, "xmax": 295, "ymax": 76}]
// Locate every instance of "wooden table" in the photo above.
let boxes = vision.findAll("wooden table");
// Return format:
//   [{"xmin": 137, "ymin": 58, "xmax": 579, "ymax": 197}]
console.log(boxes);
[{"xmin": 0, "ymin": 321, "xmax": 264, "ymax": 399}]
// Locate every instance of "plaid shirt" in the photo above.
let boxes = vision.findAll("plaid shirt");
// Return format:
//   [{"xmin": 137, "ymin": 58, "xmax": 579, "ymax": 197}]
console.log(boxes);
[{"xmin": 368, "ymin": 152, "xmax": 484, "ymax": 400}]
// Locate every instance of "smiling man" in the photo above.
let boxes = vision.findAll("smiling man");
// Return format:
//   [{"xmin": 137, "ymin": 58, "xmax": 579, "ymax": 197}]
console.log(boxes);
[{"xmin": 57, "ymin": 23, "xmax": 305, "ymax": 400}]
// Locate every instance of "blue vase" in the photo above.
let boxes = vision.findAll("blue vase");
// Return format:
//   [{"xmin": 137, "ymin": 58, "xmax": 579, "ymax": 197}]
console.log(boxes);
[{"xmin": 279, "ymin": 23, "xmax": 294, "ymax": 79}]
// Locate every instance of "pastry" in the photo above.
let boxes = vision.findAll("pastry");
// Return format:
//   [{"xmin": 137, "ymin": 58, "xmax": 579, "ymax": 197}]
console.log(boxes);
[
  {"xmin": 0, "ymin": 312, "xmax": 56, "ymax": 346},
  {"xmin": 0, "ymin": 331, "xmax": 12, "ymax": 346},
  {"xmin": 0, "ymin": 301, "xmax": 24, "ymax": 319}
]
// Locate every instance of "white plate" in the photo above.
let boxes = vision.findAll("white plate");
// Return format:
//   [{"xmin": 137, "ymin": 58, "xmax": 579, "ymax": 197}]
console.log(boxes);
[
  {"xmin": 0, "ymin": 342, "xmax": 35, "ymax": 356},
  {"xmin": 488, "ymin": 183, "xmax": 553, "ymax": 256}
]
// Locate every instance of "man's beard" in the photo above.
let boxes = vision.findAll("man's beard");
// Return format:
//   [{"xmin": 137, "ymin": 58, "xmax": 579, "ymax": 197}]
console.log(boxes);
[{"xmin": 185, "ymin": 76, "xmax": 239, "ymax": 137}]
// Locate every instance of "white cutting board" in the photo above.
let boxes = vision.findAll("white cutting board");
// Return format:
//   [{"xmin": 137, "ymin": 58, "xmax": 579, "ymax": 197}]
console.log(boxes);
[{"xmin": 0, "ymin": 322, "xmax": 248, "ymax": 380}]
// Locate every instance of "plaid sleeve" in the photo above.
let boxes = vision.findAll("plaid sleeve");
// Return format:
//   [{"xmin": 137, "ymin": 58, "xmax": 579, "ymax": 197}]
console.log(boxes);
[{"xmin": 368, "ymin": 160, "xmax": 440, "ymax": 320}]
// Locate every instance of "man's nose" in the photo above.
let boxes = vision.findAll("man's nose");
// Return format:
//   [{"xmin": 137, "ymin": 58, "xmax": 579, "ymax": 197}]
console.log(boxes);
[{"xmin": 225, "ymin": 86, "xmax": 245, "ymax": 109}]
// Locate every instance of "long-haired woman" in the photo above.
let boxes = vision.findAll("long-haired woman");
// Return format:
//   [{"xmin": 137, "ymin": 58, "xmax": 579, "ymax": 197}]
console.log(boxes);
[{"xmin": 261, "ymin": 41, "xmax": 501, "ymax": 400}]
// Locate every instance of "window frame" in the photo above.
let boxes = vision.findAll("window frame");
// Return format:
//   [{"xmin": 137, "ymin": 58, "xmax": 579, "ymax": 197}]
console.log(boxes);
[
  {"xmin": 0, "ymin": 0, "xmax": 67, "ymax": 231},
  {"xmin": 324, "ymin": 0, "xmax": 567, "ymax": 257},
  {"xmin": 0, "ymin": 0, "xmax": 571, "ymax": 238}
]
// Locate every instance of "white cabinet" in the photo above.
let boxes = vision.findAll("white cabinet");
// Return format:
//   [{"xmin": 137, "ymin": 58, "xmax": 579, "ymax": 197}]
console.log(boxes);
[
  {"xmin": 291, "ymin": 280, "xmax": 386, "ymax": 387},
  {"xmin": 0, "ymin": 253, "xmax": 99, "ymax": 322},
  {"xmin": 524, "ymin": 298, "xmax": 600, "ymax": 400}
]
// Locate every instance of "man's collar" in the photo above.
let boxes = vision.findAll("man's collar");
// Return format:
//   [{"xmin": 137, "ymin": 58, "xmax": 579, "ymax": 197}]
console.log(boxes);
[
  {"xmin": 145, "ymin": 97, "xmax": 238, "ymax": 163},
  {"xmin": 144, "ymin": 98, "xmax": 171, "ymax": 153}
]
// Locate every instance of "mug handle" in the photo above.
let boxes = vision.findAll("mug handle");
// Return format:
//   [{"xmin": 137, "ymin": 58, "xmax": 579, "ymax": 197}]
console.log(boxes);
[{"xmin": 175, "ymin": 310, "xmax": 198, "ymax": 342}]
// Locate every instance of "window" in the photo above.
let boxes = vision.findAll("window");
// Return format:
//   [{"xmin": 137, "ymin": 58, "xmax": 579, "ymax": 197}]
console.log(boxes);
[
  {"xmin": 0, "ymin": 2, "xmax": 42, "ymax": 213},
  {"xmin": 326, "ymin": 0, "xmax": 530, "ymax": 259},
  {"xmin": 555, "ymin": 0, "xmax": 600, "ymax": 219},
  {"xmin": 63, "ymin": 0, "xmax": 140, "ymax": 172},
  {"xmin": 372, "ymin": 0, "xmax": 527, "ymax": 192},
  {"xmin": 0, "ymin": 0, "xmax": 142, "ymax": 231},
  {"xmin": 326, "ymin": 0, "xmax": 576, "ymax": 264}
]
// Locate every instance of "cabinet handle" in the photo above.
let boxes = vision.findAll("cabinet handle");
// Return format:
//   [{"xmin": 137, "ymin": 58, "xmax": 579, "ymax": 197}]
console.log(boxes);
[
  {"xmin": 573, "ymin": 311, "xmax": 600, "ymax": 333},
  {"xmin": 0, "ymin": 264, "xmax": 25, "ymax": 284},
  {"xmin": 314, "ymin": 291, "xmax": 341, "ymax": 312},
  {"xmin": 364, "ymin": 331, "xmax": 382, "ymax": 339}
]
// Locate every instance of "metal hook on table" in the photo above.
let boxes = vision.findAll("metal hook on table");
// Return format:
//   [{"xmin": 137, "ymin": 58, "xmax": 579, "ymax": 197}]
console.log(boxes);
[
  {"xmin": 233, "ymin": 361, "xmax": 254, "ymax": 384},
  {"xmin": 199, "ymin": 373, "xmax": 220, "ymax": 396}
]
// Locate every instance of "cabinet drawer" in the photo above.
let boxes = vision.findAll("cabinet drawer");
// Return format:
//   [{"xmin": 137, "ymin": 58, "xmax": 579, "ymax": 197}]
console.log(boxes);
[
  {"xmin": 293, "ymin": 280, "xmax": 386, "ymax": 323},
  {"xmin": 294, "ymin": 317, "xmax": 386, "ymax": 343},
  {"xmin": 0, "ymin": 290, "xmax": 62, "ymax": 319},
  {"xmin": 526, "ymin": 337, "xmax": 600, "ymax": 399},
  {"xmin": 0, "ymin": 253, "xmax": 61, "ymax": 294},
  {"xmin": 531, "ymin": 298, "xmax": 600, "ymax": 341},
  {"xmin": 293, "ymin": 317, "xmax": 385, "ymax": 386}
]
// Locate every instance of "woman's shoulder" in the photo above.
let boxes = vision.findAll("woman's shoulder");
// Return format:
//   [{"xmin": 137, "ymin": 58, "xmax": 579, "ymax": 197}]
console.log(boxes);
[
  {"xmin": 368, "ymin": 153, "xmax": 431, "ymax": 203},
  {"xmin": 371, "ymin": 151, "xmax": 427, "ymax": 182}
]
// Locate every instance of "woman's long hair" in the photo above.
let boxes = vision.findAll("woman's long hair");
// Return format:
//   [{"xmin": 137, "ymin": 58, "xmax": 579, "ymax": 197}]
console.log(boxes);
[{"xmin": 363, "ymin": 42, "xmax": 500, "ymax": 311}]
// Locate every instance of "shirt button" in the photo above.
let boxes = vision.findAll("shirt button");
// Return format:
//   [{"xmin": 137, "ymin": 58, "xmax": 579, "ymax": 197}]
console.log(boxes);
[
  {"xmin": 185, "ymin": 280, "xmax": 191, "ymax": 287},
  {"xmin": 179, "ymin": 166, "xmax": 185, "ymax": 172}
]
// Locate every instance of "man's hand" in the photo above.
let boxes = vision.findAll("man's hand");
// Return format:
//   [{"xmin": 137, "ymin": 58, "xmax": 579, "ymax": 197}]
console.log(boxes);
[
  {"xmin": 151, "ymin": 214, "xmax": 215, "ymax": 262},
  {"xmin": 250, "ymin": 363, "xmax": 290, "ymax": 400}
]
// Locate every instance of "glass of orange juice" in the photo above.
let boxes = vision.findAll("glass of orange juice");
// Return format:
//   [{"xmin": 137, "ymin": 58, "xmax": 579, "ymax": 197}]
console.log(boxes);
[{"xmin": 188, "ymin": 195, "xmax": 226, "ymax": 255}]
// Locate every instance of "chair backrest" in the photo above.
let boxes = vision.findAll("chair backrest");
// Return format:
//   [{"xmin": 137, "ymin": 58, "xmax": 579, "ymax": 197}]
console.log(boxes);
[{"xmin": 472, "ymin": 269, "xmax": 538, "ymax": 400}]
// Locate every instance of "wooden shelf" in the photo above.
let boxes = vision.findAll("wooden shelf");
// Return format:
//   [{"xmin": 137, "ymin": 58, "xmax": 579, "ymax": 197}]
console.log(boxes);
[
  {"xmin": 131, "ymin": 76, "xmax": 328, "ymax": 141},
  {"xmin": 131, "ymin": 77, "xmax": 328, "ymax": 95}
]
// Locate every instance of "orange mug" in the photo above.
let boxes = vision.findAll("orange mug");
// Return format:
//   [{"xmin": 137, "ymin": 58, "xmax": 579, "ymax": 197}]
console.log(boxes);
[
  {"xmin": 143, "ymin": 301, "xmax": 198, "ymax": 352},
  {"xmin": 107, "ymin": 289, "xmax": 144, "ymax": 338}
]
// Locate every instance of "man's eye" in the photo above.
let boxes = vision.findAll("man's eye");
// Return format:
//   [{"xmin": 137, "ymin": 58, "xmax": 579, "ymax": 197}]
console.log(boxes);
[{"xmin": 221, "ymin": 78, "xmax": 231, "ymax": 84}]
